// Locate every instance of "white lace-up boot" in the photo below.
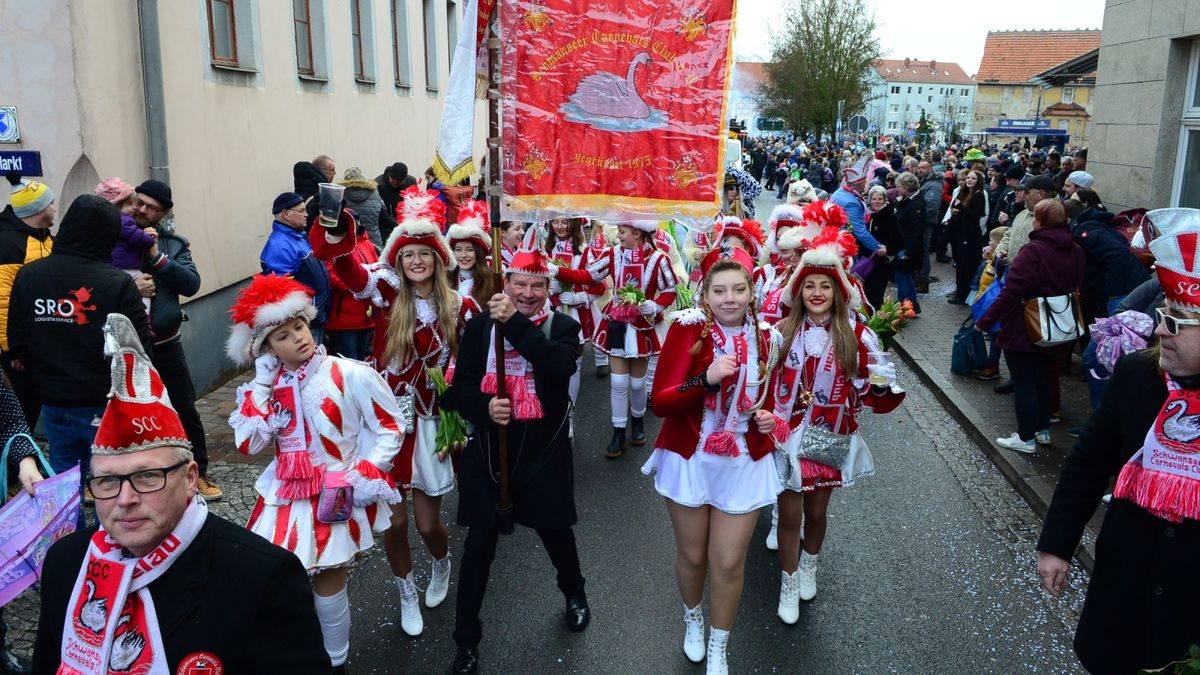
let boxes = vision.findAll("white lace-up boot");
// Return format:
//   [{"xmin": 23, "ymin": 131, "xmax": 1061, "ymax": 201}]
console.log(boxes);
[
  {"xmin": 426, "ymin": 555, "xmax": 451, "ymax": 608},
  {"xmin": 765, "ymin": 503, "xmax": 779, "ymax": 551},
  {"xmin": 682, "ymin": 603, "xmax": 705, "ymax": 663},
  {"xmin": 706, "ymin": 627, "xmax": 729, "ymax": 675},
  {"xmin": 797, "ymin": 551, "xmax": 819, "ymax": 601},
  {"xmin": 395, "ymin": 572, "xmax": 424, "ymax": 636},
  {"xmin": 777, "ymin": 570, "xmax": 800, "ymax": 623}
]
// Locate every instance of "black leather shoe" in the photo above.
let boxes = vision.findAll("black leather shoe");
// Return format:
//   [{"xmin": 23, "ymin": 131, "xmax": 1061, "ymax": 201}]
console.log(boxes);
[
  {"xmin": 947, "ymin": 297, "xmax": 967, "ymax": 306},
  {"xmin": 0, "ymin": 649, "xmax": 30, "ymax": 675},
  {"xmin": 605, "ymin": 427, "xmax": 626, "ymax": 459},
  {"xmin": 565, "ymin": 595, "xmax": 591, "ymax": 632},
  {"xmin": 629, "ymin": 416, "xmax": 647, "ymax": 446},
  {"xmin": 993, "ymin": 379, "xmax": 1014, "ymax": 394},
  {"xmin": 332, "ymin": 666, "xmax": 347, "ymax": 675},
  {"xmin": 451, "ymin": 646, "xmax": 479, "ymax": 674}
]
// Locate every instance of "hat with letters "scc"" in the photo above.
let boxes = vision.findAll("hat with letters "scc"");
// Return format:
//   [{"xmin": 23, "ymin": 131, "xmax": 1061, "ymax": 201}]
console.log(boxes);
[
  {"xmin": 91, "ymin": 314, "xmax": 191, "ymax": 455},
  {"xmin": 1148, "ymin": 208, "xmax": 1200, "ymax": 313}
]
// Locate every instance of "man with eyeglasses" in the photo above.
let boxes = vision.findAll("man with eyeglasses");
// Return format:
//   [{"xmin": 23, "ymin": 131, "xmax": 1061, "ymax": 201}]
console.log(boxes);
[
  {"xmin": 1036, "ymin": 208, "xmax": 1200, "ymax": 673},
  {"xmin": 262, "ymin": 192, "xmax": 331, "ymax": 346},
  {"xmin": 33, "ymin": 314, "xmax": 330, "ymax": 674},
  {"xmin": 129, "ymin": 180, "xmax": 223, "ymax": 503}
]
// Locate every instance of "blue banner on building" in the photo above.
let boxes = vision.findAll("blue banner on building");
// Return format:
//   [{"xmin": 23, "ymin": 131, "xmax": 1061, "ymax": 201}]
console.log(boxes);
[{"xmin": 996, "ymin": 119, "xmax": 1051, "ymax": 131}]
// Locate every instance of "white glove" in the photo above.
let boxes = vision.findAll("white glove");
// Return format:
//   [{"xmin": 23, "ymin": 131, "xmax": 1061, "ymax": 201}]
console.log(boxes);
[
  {"xmin": 866, "ymin": 359, "xmax": 897, "ymax": 387},
  {"xmin": 253, "ymin": 353, "xmax": 281, "ymax": 388},
  {"xmin": 638, "ymin": 300, "xmax": 661, "ymax": 317},
  {"xmin": 559, "ymin": 291, "xmax": 586, "ymax": 306}
]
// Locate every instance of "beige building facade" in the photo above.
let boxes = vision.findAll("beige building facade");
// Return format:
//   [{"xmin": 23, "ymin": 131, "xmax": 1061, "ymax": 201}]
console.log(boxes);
[
  {"xmin": 1, "ymin": 0, "xmax": 485, "ymax": 390},
  {"xmin": 1089, "ymin": 0, "xmax": 1200, "ymax": 213}
]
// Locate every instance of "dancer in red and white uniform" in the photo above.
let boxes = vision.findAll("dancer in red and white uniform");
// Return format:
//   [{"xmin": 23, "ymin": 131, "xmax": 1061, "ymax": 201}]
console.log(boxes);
[
  {"xmin": 643, "ymin": 246, "xmax": 785, "ymax": 675},
  {"xmin": 447, "ymin": 199, "xmax": 495, "ymax": 308},
  {"xmin": 770, "ymin": 224, "xmax": 905, "ymax": 623},
  {"xmin": 310, "ymin": 187, "xmax": 478, "ymax": 637},
  {"xmin": 554, "ymin": 221, "xmax": 677, "ymax": 458},
  {"xmin": 546, "ymin": 217, "xmax": 605, "ymax": 402},
  {"xmin": 498, "ymin": 221, "xmax": 525, "ymax": 268},
  {"xmin": 227, "ymin": 274, "xmax": 406, "ymax": 668}
]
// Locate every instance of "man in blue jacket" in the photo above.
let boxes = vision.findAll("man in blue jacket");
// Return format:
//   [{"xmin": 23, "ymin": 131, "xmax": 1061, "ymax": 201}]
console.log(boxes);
[
  {"xmin": 831, "ymin": 157, "xmax": 884, "ymax": 260},
  {"xmin": 261, "ymin": 192, "xmax": 331, "ymax": 344},
  {"xmin": 131, "ymin": 180, "xmax": 224, "ymax": 502}
]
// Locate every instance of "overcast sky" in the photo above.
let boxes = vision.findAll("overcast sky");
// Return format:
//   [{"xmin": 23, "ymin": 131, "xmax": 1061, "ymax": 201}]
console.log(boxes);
[{"xmin": 734, "ymin": 0, "xmax": 1107, "ymax": 76}]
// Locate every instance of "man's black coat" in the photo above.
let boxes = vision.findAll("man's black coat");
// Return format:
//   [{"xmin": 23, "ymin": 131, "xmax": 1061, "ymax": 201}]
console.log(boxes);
[
  {"xmin": 443, "ymin": 309, "xmax": 581, "ymax": 531},
  {"xmin": 33, "ymin": 515, "xmax": 331, "ymax": 674},
  {"xmin": 1038, "ymin": 350, "xmax": 1200, "ymax": 674}
]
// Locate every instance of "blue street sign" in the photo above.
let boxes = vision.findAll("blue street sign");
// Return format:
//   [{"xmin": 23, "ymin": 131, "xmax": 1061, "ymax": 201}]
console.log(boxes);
[{"xmin": 0, "ymin": 151, "xmax": 42, "ymax": 176}]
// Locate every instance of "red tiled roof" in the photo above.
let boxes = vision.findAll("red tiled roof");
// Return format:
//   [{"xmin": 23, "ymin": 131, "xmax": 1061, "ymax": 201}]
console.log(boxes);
[
  {"xmin": 975, "ymin": 30, "xmax": 1102, "ymax": 84},
  {"xmin": 1042, "ymin": 101, "xmax": 1090, "ymax": 117},
  {"xmin": 872, "ymin": 59, "xmax": 973, "ymax": 85}
]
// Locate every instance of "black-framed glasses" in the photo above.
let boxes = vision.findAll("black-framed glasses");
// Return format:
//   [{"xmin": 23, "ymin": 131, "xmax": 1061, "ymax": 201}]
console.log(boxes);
[
  {"xmin": 87, "ymin": 461, "xmax": 188, "ymax": 499},
  {"xmin": 1157, "ymin": 308, "xmax": 1200, "ymax": 336}
]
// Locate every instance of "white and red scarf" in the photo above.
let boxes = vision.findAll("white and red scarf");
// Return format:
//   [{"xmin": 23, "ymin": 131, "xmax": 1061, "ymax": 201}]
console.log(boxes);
[
  {"xmin": 1113, "ymin": 374, "xmax": 1200, "ymax": 522},
  {"xmin": 481, "ymin": 309, "xmax": 549, "ymax": 421},
  {"xmin": 59, "ymin": 496, "xmax": 208, "ymax": 675},
  {"xmin": 271, "ymin": 347, "xmax": 325, "ymax": 500},
  {"xmin": 701, "ymin": 319, "xmax": 756, "ymax": 457},
  {"xmin": 775, "ymin": 319, "xmax": 853, "ymax": 436}
]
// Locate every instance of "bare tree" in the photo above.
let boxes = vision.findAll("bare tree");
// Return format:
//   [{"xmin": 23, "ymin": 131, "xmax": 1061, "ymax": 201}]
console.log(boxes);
[{"xmin": 757, "ymin": 0, "xmax": 883, "ymax": 140}]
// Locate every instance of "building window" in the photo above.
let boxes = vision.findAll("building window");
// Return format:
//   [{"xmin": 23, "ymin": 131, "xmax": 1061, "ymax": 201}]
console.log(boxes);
[
  {"xmin": 294, "ymin": 0, "xmax": 315, "ymax": 75},
  {"xmin": 1062, "ymin": 86, "xmax": 1075, "ymax": 104},
  {"xmin": 351, "ymin": 0, "xmax": 365, "ymax": 79},
  {"xmin": 961, "ymin": 88, "xmax": 970, "ymax": 97},
  {"xmin": 905, "ymin": 104, "xmax": 910, "ymax": 111},
  {"xmin": 927, "ymin": 96, "xmax": 932, "ymax": 103},
  {"xmin": 446, "ymin": 1, "xmax": 459, "ymax": 69},
  {"xmin": 391, "ymin": 0, "xmax": 412, "ymax": 87},
  {"xmin": 206, "ymin": 0, "xmax": 238, "ymax": 65},
  {"xmin": 350, "ymin": 0, "xmax": 377, "ymax": 82},
  {"xmin": 1022, "ymin": 86, "xmax": 1033, "ymax": 102},
  {"xmin": 887, "ymin": 121, "xmax": 899, "ymax": 130},
  {"xmin": 1173, "ymin": 41, "xmax": 1200, "ymax": 207},
  {"xmin": 890, "ymin": 104, "xmax": 899, "ymax": 113},
  {"xmin": 423, "ymin": 0, "xmax": 439, "ymax": 90},
  {"xmin": 959, "ymin": 106, "xmax": 968, "ymax": 114},
  {"xmin": 907, "ymin": 86, "xmax": 912, "ymax": 94},
  {"xmin": 917, "ymin": 87, "xmax": 922, "ymax": 94},
  {"xmin": 1002, "ymin": 86, "xmax": 1012, "ymax": 101},
  {"xmin": 890, "ymin": 85, "xmax": 900, "ymax": 94}
]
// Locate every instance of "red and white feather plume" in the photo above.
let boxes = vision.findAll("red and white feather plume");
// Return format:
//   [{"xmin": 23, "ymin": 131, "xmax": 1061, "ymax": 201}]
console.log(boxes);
[{"xmin": 226, "ymin": 274, "xmax": 318, "ymax": 366}]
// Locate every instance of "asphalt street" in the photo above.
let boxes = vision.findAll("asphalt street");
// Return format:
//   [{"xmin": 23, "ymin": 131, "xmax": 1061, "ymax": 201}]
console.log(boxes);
[{"xmin": 343, "ymin": 350, "xmax": 1088, "ymax": 674}]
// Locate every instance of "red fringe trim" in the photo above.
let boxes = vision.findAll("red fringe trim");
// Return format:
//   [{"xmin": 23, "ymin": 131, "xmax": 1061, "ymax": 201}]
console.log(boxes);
[
  {"xmin": 702, "ymin": 431, "xmax": 740, "ymax": 457},
  {"xmin": 481, "ymin": 373, "xmax": 543, "ymax": 420},
  {"xmin": 800, "ymin": 458, "xmax": 842, "ymax": 483},
  {"xmin": 277, "ymin": 462, "xmax": 324, "ymax": 501},
  {"xmin": 608, "ymin": 304, "xmax": 640, "ymax": 323},
  {"xmin": 1113, "ymin": 461, "xmax": 1198, "ymax": 523},
  {"xmin": 771, "ymin": 415, "xmax": 790, "ymax": 446},
  {"xmin": 276, "ymin": 449, "xmax": 316, "ymax": 482}
]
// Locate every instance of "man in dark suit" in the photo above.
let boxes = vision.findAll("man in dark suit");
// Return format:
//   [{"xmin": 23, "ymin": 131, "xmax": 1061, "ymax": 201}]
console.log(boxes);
[
  {"xmin": 32, "ymin": 315, "xmax": 330, "ymax": 674},
  {"xmin": 1036, "ymin": 208, "xmax": 1200, "ymax": 673},
  {"xmin": 442, "ymin": 249, "xmax": 590, "ymax": 674}
]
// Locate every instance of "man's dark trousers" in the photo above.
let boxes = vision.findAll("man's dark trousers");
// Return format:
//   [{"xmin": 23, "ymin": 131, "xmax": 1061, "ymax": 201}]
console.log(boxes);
[
  {"xmin": 151, "ymin": 338, "xmax": 209, "ymax": 473},
  {"xmin": 452, "ymin": 526, "xmax": 585, "ymax": 647}
]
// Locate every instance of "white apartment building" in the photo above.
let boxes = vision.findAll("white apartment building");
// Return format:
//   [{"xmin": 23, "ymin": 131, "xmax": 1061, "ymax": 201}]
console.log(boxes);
[
  {"xmin": 864, "ymin": 59, "xmax": 975, "ymax": 141},
  {"xmin": 1, "ymin": 0, "xmax": 485, "ymax": 390}
]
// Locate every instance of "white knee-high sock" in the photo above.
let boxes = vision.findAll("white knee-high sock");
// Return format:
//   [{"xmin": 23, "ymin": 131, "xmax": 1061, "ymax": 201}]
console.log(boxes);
[
  {"xmin": 313, "ymin": 587, "xmax": 351, "ymax": 666},
  {"xmin": 569, "ymin": 356, "xmax": 581, "ymax": 403},
  {"xmin": 630, "ymin": 375, "xmax": 647, "ymax": 418},
  {"xmin": 610, "ymin": 373, "xmax": 630, "ymax": 427},
  {"xmin": 646, "ymin": 354, "xmax": 658, "ymax": 389}
]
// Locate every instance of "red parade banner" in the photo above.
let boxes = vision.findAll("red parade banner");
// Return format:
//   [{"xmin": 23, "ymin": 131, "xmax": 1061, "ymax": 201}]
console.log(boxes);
[{"xmin": 500, "ymin": 0, "xmax": 736, "ymax": 225}]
